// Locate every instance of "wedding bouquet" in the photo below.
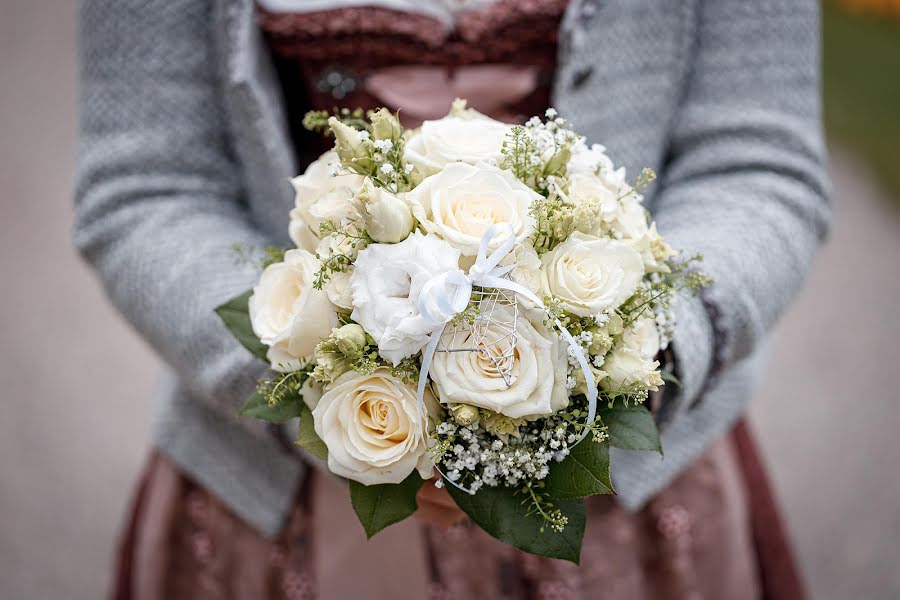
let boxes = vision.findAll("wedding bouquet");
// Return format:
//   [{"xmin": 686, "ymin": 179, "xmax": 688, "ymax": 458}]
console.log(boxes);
[{"xmin": 216, "ymin": 100, "xmax": 708, "ymax": 562}]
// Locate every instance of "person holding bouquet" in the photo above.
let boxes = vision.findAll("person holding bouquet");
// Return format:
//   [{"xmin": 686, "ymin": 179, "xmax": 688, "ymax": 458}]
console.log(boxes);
[{"xmin": 75, "ymin": 1, "xmax": 830, "ymax": 598}]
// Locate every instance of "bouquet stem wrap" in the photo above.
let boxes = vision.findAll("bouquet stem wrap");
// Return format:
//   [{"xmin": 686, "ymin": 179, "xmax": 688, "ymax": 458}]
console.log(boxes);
[{"xmin": 415, "ymin": 223, "xmax": 598, "ymax": 492}]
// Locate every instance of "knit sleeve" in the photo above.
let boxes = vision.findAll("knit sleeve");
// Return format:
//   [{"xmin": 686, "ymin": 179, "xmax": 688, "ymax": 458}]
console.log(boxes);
[
  {"xmin": 74, "ymin": 0, "xmax": 272, "ymax": 417},
  {"xmin": 654, "ymin": 0, "xmax": 831, "ymax": 419}
]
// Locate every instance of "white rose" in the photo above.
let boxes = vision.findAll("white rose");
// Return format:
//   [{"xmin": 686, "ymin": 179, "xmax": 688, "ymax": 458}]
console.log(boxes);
[
  {"xmin": 622, "ymin": 316, "xmax": 661, "ymax": 360},
  {"xmin": 430, "ymin": 307, "xmax": 569, "ymax": 419},
  {"xmin": 403, "ymin": 107, "xmax": 511, "ymax": 176},
  {"xmin": 288, "ymin": 151, "xmax": 365, "ymax": 252},
  {"xmin": 249, "ymin": 249, "xmax": 339, "ymax": 371},
  {"xmin": 540, "ymin": 231, "xmax": 644, "ymax": 317},
  {"xmin": 405, "ymin": 162, "xmax": 539, "ymax": 256},
  {"xmin": 602, "ymin": 347, "xmax": 662, "ymax": 393},
  {"xmin": 359, "ymin": 178, "xmax": 414, "ymax": 243},
  {"xmin": 324, "ymin": 269, "xmax": 354, "ymax": 311},
  {"xmin": 312, "ymin": 368, "xmax": 436, "ymax": 485},
  {"xmin": 351, "ymin": 232, "xmax": 461, "ymax": 364}
]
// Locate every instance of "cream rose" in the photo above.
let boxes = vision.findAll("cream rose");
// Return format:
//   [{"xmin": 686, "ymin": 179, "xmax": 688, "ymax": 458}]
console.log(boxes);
[
  {"xmin": 540, "ymin": 231, "xmax": 644, "ymax": 317},
  {"xmin": 601, "ymin": 347, "xmax": 662, "ymax": 393},
  {"xmin": 429, "ymin": 307, "xmax": 569, "ymax": 419},
  {"xmin": 622, "ymin": 316, "xmax": 662, "ymax": 360},
  {"xmin": 312, "ymin": 368, "xmax": 436, "ymax": 485},
  {"xmin": 629, "ymin": 222, "xmax": 676, "ymax": 273},
  {"xmin": 324, "ymin": 269, "xmax": 354, "ymax": 311},
  {"xmin": 403, "ymin": 105, "xmax": 511, "ymax": 175},
  {"xmin": 404, "ymin": 162, "xmax": 539, "ymax": 256},
  {"xmin": 249, "ymin": 249, "xmax": 339, "ymax": 371},
  {"xmin": 288, "ymin": 151, "xmax": 365, "ymax": 252}
]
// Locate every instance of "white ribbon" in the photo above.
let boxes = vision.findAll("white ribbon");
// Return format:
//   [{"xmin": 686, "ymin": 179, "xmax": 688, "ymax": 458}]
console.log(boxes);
[{"xmin": 414, "ymin": 224, "xmax": 598, "ymax": 492}]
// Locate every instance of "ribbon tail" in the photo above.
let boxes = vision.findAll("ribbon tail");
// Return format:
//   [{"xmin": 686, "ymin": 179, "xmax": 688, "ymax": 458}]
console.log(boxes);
[{"xmin": 555, "ymin": 318, "xmax": 598, "ymax": 446}]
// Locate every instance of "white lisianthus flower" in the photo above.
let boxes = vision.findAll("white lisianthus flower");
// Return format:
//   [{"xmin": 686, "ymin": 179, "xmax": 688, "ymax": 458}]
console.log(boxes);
[
  {"xmin": 540, "ymin": 231, "xmax": 645, "ymax": 317},
  {"xmin": 403, "ymin": 105, "xmax": 511, "ymax": 176},
  {"xmin": 358, "ymin": 178, "xmax": 414, "ymax": 243},
  {"xmin": 288, "ymin": 151, "xmax": 365, "ymax": 252},
  {"xmin": 429, "ymin": 307, "xmax": 569, "ymax": 419},
  {"xmin": 351, "ymin": 232, "xmax": 461, "ymax": 364},
  {"xmin": 312, "ymin": 368, "xmax": 437, "ymax": 485},
  {"xmin": 249, "ymin": 249, "xmax": 339, "ymax": 371},
  {"xmin": 404, "ymin": 162, "xmax": 539, "ymax": 256},
  {"xmin": 622, "ymin": 316, "xmax": 662, "ymax": 360}
]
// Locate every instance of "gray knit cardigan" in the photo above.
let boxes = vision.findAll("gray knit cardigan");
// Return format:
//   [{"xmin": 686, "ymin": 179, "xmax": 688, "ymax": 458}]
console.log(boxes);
[{"xmin": 74, "ymin": 0, "xmax": 830, "ymax": 537}]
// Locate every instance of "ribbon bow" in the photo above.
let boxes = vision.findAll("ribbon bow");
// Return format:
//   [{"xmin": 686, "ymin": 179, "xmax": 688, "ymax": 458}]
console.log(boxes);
[{"xmin": 415, "ymin": 224, "xmax": 598, "ymax": 492}]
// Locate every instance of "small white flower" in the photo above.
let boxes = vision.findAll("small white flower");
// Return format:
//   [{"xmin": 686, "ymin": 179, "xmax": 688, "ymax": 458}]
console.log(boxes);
[
  {"xmin": 379, "ymin": 163, "xmax": 395, "ymax": 175},
  {"xmin": 374, "ymin": 139, "xmax": 393, "ymax": 152}
]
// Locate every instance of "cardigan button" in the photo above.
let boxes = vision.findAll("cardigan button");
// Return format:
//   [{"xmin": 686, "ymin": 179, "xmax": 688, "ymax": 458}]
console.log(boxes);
[{"xmin": 570, "ymin": 66, "xmax": 594, "ymax": 90}]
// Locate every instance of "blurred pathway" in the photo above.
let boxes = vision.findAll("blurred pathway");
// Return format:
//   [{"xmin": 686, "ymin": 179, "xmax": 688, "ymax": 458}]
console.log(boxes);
[
  {"xmin": 751, "ymin": 147, "xmax": 900, "ymax": 600},
  {"xmin": 1, "ymin": 3, "xmax": 899, "ymax": 599}
]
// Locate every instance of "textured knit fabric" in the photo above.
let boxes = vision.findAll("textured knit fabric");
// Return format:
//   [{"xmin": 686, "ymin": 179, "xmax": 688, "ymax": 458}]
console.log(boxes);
[{"xmin": 74, "ymin": 0, "xmax": 830, "ymax": 537}]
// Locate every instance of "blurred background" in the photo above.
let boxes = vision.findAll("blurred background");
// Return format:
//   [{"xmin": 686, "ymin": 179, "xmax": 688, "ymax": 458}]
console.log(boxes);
[{"xmin": 1, "ymin": 1, "xmax": 898, "ymax": 598}]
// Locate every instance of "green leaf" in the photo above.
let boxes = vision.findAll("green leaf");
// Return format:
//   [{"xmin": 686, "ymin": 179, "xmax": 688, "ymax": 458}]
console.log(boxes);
[
  {"xmin": 349, "ymin": 472, "xmax": 425, "ymax": 538},
  {"xmin": 296, "ymin": 403, "xmax": 328, "ymax": 460},
  {"xmin": 214, "ymin": 290, "xmax": 269, "ymax": 362},
  {"xmin": 446, "ymin": 483, "xmax": 586, "ymax": 563},
  {"xmin": 544, "ymin": 439, "xmax": 614, "ymax": 499},
  {"xmin": 239, "ymin": 390, "xmax": 301, "ymax": 424},
  {"xmin": 601, "ymin": 404, "xmax": 662, "ymax": 454}
]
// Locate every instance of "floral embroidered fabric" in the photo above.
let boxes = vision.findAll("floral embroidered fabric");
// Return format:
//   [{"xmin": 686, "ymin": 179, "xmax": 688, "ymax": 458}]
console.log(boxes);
[{"xmin": 117, "ymin": 436, "xmax": 759, "ymax": 599}]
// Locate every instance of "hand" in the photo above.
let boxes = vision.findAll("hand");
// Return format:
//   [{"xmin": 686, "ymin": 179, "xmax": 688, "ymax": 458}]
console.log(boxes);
[{"xmin": 415, "ymin": 478, "xmax": 467, "ymax": 529}]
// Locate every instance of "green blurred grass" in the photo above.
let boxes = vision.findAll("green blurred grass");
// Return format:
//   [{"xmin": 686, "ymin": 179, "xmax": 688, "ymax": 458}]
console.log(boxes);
[{"xmin": 823, "ymin": 3, "xmax": 900, "ymax": 204}]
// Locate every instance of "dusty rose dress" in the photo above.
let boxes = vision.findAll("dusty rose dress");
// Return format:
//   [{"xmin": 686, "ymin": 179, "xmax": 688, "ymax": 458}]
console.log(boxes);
[{"xmin": 113, "ymin": 3, "xmax": 806, "ymax": 598}]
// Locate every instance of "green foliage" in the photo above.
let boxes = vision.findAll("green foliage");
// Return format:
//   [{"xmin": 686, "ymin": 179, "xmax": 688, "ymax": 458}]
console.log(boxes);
[
  {"xmin": 256, "ymin": 368, "xmax": 311, "ymax": 406},
  {"xmin": 261, "ymin": 246, "xmax": 286, "ymax": 268},
  {"xmin": 296, "ymin": 403, "xmax": 328, "ymax": 460},
  {"xmin": 239, "ymin": 389, "xmax": 302, "ymax": 424},
  {"xmin": 446, "ymin": 482, "xmax": 586, "ymax": 563},
  {"xmin": 214, "ymin": 290, "xmax": 268, "ymax": 362},
  {"xmin": 302, "ymin": 107, "xmax": 369, "ymax": 134},
  {"xmin": 823, "ymin": 2, "xmax": 900, "ymax": 206},
  {"xmin": 600, "ymin": 403, "xmax": 662, "ymax": 454},
  {"xmin": 544, "ymin": 438, "xmax": 614, "ymax": 499},
  {"xmin": 349, "ymin": 473, "xmax": 425, "ymax": 538}
]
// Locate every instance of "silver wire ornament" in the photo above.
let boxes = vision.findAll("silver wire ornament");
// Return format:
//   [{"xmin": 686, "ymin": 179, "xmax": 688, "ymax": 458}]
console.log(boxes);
[{"xmin": 435, "ymin": 284, "xmax": 519, "ymax": 387}]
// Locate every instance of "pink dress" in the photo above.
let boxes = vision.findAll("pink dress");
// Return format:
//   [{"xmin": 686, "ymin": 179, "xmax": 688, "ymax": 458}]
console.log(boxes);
[{"xmin": 112, "ymin": 3, "xmax": 806, "ymax": 598}]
